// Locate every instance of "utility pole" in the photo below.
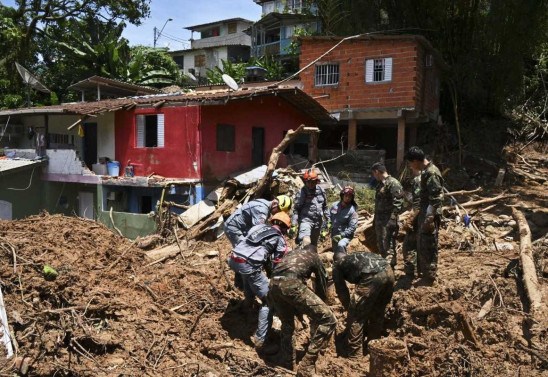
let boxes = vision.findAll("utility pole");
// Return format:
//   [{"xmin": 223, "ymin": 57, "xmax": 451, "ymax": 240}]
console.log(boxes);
[{"xmin": 153, "ymin": 18, "xmax": 173, "ymax": 48}]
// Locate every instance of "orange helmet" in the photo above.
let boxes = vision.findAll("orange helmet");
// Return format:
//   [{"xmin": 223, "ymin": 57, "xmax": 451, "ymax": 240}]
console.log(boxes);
[
  {"xmin": 270, "ymin": 211, "xmax": 291, "ymax": 229},
  {"xmin": 303, "ymin": 169, "xmax": 319, "ymax": 181}
]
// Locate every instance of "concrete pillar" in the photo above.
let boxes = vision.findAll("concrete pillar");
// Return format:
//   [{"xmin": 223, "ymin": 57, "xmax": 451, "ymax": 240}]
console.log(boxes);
[
  {"xmin": 396, "ymin": 117, "xmax": 406, "ymax": 170},
  {"xmin": 348, "ymin": 119, "xmax": 357, "ymax": 150}
]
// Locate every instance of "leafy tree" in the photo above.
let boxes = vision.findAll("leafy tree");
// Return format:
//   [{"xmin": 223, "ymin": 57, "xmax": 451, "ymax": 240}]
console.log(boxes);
[
  {"xmin": 125, "ymin": 46, "xmax": 181, "ymax": 87},
  {"xmin": 206, "ymin": 57, "xmax": 285, "ymax": 85},
  {"xmin": 0, "ymin": 0, "xmax": 150, "ymax": 107}
]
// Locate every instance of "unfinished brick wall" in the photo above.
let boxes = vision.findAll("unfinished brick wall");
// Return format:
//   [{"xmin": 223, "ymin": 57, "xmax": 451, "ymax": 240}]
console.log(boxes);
[{"xmin": 299, "ymin": 37, "xmax": 440, "ymax": 116}]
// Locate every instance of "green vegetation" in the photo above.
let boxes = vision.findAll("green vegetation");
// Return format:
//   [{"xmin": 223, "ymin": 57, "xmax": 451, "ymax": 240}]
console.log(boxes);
[{"xmin": 326, "ymin": 185, "xmax": 376, "ymax": 213}]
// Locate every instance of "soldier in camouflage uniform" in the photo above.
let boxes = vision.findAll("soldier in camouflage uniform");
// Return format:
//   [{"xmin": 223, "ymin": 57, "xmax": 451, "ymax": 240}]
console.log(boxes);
[
  {"xmin": 371, "ymin": 162, "xmax": 404, "ymax": 267},
  {"xmin": 332, "ymin": 251, "xmax": 395, "ymax": 358},
  {"xmin": 405, "ymin": 147, "xmax": 444, "ymax": 284},
  {"xmin": 269, "ymin": 246, "xmax": 337, "ymax": 377},
  {"xmin": 290, "ymin": 169, "xmax": 330, "ymax": 247},
  {"xmin": 402, "ymin": 167, "xmax": 421, "ymax": 278}
]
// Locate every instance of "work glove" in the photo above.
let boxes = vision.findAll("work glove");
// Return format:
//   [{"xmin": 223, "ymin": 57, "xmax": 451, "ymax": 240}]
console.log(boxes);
[
  {"xmin": 288, "ymin": 225, "xmax": 298, "ymax": 239},
  {"xmin": 421, "ymin": 215, "xmax": 436, "ymax": 233},
  {"xmin": 332, "ymin": 234, "xmax": 343, "ymax": 243},
  {"xmin": 320, "ymin": 228, "xmax": 329, "ymax": 241}
]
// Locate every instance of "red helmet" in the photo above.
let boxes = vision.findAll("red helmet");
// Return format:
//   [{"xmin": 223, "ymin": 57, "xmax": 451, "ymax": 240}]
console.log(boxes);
[
  {"xmin": 340, "ymin": 186, "xmax": 355, "ymax": 200},
  {"xmin": 303, "ymin": 169, "xmax": 319, "ymax": 181}
]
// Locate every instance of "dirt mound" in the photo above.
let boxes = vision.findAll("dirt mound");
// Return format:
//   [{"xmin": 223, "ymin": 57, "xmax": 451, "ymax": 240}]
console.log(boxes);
[{"xmin": 1, "ymin": 209, "xmax": 547, "ymax": 376}]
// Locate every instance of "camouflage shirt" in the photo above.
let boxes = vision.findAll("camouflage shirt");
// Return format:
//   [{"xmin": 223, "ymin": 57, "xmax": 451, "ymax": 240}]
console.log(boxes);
[
  {"xmin": 271, "ymin": 248, "xmax": 328, "ymax": 300},
  {"xmin": 332, "ymin": 252, "xmax": 389, "ymax": 308},
  {"xmin": 374, "ymin": 175, "xmax": 404, "ymax": 221},
  {"xmin": 409, "ymin": 174, "xmax": 421, "ymax": 211},
  {"xmin": 419, "ymin": 163, "xmax": 444, "ymax": 215}
]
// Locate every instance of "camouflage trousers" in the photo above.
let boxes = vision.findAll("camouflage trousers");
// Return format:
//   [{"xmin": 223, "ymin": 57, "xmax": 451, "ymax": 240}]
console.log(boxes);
[
  {"xmin": 374, "ymin": 219, "xmax": 399, "ymax": 267},
  {"xmin": 402, "ymin": 218, "xmax": 418, "ymax": 277},
  {"xmin": 269, "ymin": 278, "xmax": 336, "ymax": 370},
  {"xmin": 346, "ymin": 268, "xmax": 395, "ymax": 357},
  {"xmin": 417, "ymin": 212, "xmax": 440, "ymax": 280}
]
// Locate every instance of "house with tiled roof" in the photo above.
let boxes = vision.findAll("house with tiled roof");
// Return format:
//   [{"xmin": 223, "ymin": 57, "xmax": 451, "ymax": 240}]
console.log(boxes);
[{"xmin": 0, "ymin": 82, "xmax": 331, "ymax": 236}]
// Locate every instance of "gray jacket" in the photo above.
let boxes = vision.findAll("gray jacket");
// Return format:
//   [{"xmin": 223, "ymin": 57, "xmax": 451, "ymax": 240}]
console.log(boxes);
[
  {"xmin": 329, "ymin": 202, "xmax": 359, "ymax": 239},
  {"xmin": 232, "ymin": 224, "xmax": 288, "ymax": 268},
  {"xmin": 292, "ymin": 185, "xmax": 329, "ymax": 226},
  {"xmin": 224, "ymin": 199, "xmax": 272, "ymax": 240}
]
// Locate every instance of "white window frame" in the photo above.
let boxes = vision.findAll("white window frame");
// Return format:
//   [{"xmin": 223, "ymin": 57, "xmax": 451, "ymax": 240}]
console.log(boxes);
[
  {"xmin": 314, "ymin": 63, "xmax": 340, "ymax": 87},
  {"xmin": 365, "ymin": 57, "xmax": 393, "ymax": 83},
  {"xmin": 136, "ymin": 114, "xmax": 164, "ymax": 148}
]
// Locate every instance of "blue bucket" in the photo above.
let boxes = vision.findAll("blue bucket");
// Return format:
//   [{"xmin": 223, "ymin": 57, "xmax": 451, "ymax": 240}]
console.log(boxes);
[{"xmin": 107, "ymin": 161, "xmax": 120, "ymax": 176}]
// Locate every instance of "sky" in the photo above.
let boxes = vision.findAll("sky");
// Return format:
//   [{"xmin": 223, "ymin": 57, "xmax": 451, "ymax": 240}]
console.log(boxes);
[{"xmin": 1, "ymin": 0, "xmax": 263, "ymax": 49}]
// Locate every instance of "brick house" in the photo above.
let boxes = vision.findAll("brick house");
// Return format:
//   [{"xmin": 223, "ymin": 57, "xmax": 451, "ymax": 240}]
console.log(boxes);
[{"xmin": 299, "ymin": 35, "xmax": 445, "ymax": 168}]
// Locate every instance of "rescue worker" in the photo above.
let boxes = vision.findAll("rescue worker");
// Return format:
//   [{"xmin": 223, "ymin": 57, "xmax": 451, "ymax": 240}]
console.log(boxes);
[
  {"xmin": 290, "ymin": 169, "xmax": 329, "ymax": 247},
  {"xmin": 326, "ymin": 186, "xmax": 359, "ymax": 254},
  {"xmin": 269, "ymin": 246, "xmax": 337, "ymax": 376},
  {"xmin": 224, "ymin": 195, "xmax": 293, "ymax": 247},
  {"xmin": 405, "ymin": 146, "xmax": 444, "ymax": 285},
  {"xmin": 332, "ymin": 251, "xmax": 395, "ymax": 359},
  {"xmin": 371, "ymin": 162, "xmax": 404, "ymax": 267},
  {"xmin": 224, "ymin": 195, "xmax": 292, "ymax": 290},
  {"xmin": 227, "ymin": 211, "xmax": 291, "ymax": 353},
  {"xmin": 402, "ymin": 167, "xmax": 421, "ymax": 280}
]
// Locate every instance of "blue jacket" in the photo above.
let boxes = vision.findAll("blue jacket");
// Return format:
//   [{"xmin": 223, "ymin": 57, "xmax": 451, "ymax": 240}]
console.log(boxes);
[{"xmin": 329, "ymin": 201, "xmax": 359, "ymax": 239}]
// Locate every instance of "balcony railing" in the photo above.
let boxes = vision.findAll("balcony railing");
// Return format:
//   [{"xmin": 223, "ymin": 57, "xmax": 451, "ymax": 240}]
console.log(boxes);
[{"xmin": 252, "ymin": 38, "xmax": 293, "ymax": 57}]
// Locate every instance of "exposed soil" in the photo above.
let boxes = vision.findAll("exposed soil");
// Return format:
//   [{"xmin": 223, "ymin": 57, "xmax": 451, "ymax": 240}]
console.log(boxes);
[{"xmin": 1, "ymin": 171, "xmax": 547, "ymax": 376}]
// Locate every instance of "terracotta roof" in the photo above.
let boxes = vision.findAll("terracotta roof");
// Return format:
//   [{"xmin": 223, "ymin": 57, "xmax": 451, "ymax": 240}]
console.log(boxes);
[
  {"xmin": 0, "ymin": 85, "xmax": 335, "ymax": 124},
  {"xmin": 68, "ymin": 76, "xmax": 161, "ymax": 97}
]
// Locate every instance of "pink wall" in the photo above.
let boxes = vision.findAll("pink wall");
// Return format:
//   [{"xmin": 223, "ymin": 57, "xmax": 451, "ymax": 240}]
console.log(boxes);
[
  {"xmin": 200, "ymin": 96, "xmax": 316, "ymax": 182},
  {"xmin": 115, "ymin": 106, "xmax": 201, "ymax": 179}
]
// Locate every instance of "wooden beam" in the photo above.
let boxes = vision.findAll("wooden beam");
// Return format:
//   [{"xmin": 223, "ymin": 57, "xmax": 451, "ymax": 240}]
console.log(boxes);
[
  {"xmin": 348, "ymin": 119, "xmax": 357, "ymax": 150},
  {"xmin": 396, "ymin": 117, "xmax": 406, "ymax": 170}
]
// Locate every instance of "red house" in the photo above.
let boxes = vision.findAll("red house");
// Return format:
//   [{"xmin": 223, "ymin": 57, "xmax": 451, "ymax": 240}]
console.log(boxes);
[
  {"xmin": 113, "ymin": 86, "xmax": 329, "ymax": 187},
  {"xmin": 298, "ymin": 35, "xmax": 445, "ymax": 168}
]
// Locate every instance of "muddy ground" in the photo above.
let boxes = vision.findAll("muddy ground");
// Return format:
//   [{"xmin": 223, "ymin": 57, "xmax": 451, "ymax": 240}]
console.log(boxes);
[{"xmin": 1, "ymin": 180, "xmax": 547, "ymax": 376}]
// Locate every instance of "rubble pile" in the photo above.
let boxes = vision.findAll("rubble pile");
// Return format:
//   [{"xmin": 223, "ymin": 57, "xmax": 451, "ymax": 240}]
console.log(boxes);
[
  {"xmin": 0, "ymin": 145, "xmax": 547, "ymax": 376},
  {"xmin": 504, "ymin": 142, "xmax": 548, "ymax": 185}
]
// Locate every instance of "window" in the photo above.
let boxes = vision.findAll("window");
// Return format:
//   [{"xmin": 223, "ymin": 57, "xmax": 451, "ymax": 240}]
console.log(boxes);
[
  {"xmin": 194, "ymin": 54, "xmax": 206, "ymax": 67},
  {"xmin": 365, "ymin": 57, "xmax": 393, "ymax": 83},
  {"xmin": 201, "ymin": 26, "xmax": 220, "ymax": 38},
  {"xmin": 227, "ymin": 22, "xmax": 237, "ymax": 34},
  {"xmin": 290, "ymin": 0, "xmax": 303, "ymax": 11},
  {"xmin": 314, "ymin": 63, "xmax": 339, "ymax": 86},
  {"xmin": 216, "ymin": 124, "xmax": 235, "ymax": 151},
  {"xmin": 136, "ymin": 114, "xmax": 164, "ymax": 148}
]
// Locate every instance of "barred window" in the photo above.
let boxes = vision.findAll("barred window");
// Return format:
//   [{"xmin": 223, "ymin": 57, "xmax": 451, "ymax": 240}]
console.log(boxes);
[{"xmin": 314, "ymin": 63, "xmax": 339, "ymax": 87}]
